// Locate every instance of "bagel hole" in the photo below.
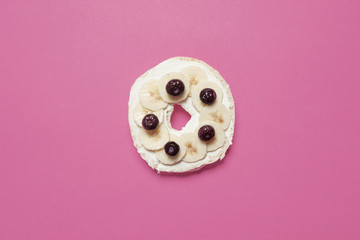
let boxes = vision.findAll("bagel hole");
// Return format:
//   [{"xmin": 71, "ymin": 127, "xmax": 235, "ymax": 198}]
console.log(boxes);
[{"xmin": 170, "ymin": 104, "xmax": 191, "ymax": 130}]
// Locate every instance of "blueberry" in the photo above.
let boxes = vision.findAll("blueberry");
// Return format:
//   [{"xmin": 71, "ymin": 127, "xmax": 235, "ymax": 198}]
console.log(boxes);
[
  {"xmin": 200, "ymin": 88, "xmax": 217, "ymax": 104},
  {"xmin": 166, "ymin": 79, "xmax": 185, "ymax": 96},
  {"xmin": 142, "ymin": 114, "xmax": 159, "ymax": 130},
  {"xmin": 198, "ymin": 125, "xmax": 215, "ymax": 141},
  {"xmin": 164, "ymin": 141, "xmax": 180, "ymax": 156}
]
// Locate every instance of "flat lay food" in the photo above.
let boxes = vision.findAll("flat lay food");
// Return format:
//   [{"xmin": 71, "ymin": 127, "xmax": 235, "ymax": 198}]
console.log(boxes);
[{"xmin": 128, "ymin": 57, "xmax": 235, "ymax": 173}]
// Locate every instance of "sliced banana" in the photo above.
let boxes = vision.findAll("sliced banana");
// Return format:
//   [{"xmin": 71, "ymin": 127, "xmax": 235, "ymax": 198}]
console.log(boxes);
[
  {"xmin": 181, "ymin": 132, "xmax": 207, "ymax": 163},
  {"xmin": 199, "ymin": 103, "xmax": 231, "ymax": 130},
  {"xmin": 133, "ymin": 102, "xmax": 163, "ymax": 127},
  {"xmin": 180, "ymin": 66, "xmax": 207, "ymax": 96},
  {"xmin": 196, "ymin": 121, "xmax": 225, "ymax": 151},
  {"xmin": 155, "ymin": 134, "xmax": 186, "ymax": 165},
  {"xmin": 158, "ymin": 72, "xmax": 190, "ymax": 103},
  {"xmin": 139, "ymin": 122, "xmax": 169, "ymax": 151},
  {"xmin": 192, "ymin": 81, "xmax": 223, "ymax": 111},
  {"xmin": 139, "ymin": 79, "xmax": 168, "ymax": 111}
]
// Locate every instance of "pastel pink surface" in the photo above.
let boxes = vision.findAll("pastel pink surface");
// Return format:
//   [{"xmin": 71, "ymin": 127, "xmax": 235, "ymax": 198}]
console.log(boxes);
[{"xmin": 0, "ymin": 0, "xmax": 359, "ymax": 239}]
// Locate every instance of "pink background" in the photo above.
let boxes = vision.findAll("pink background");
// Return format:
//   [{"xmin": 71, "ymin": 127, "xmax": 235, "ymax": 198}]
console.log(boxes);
[{"xmin": 1, "ymin": 1, "xmax": 359, "ymax": 239}]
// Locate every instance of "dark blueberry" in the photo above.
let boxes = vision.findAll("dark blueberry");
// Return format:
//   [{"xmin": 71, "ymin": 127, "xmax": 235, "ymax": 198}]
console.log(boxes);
[
  {"xmin": 200, "ymin": 88, "xmax": 217, "ymax": 104},
  {"xmin": 198, "ymin": 125, "xmax": 215, "ymax": 141},
  {"xmin": 142, "ymin": 114, "xmax": 159, "ymax": 130},
  {"xmin": 164, "ymin": 141, "xmax": 180, "ymax": 156},
  {"xmin": 166, "ymin": 79, "xmax": 185, "ymax": 96}
]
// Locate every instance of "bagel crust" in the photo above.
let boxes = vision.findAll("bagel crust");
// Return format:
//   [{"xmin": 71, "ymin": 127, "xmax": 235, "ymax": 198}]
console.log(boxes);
[{"xmin": 128, "ymin": 57, "xmax": 235, "ymax": 173}]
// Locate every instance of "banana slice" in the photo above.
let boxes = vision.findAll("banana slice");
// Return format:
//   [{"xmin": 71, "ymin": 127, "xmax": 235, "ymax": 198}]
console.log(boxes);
[
  {"xmin": 199, "ymin": 103, "xmax": 231, "ymax": 130},
  {"xmin": 192, "ymin": 81, "xmax": 223, "ymax": 111},
  {"xmin": 133, "ymin": 102, "xmax": 163, "ymax": 127},
  {"xmin": 180, "ymin": 66, "xmax": 207, "ymax": 96},
  {"xmin": 139, "ymin": 122, "xmax": 169, "ymax": 150},
  {"xmin": 196, "ymin": 121, "xmax": 225, "ymax": 151},
  {"xmin": 139, "ymin": 79, "xmax": 168, "ymax": 111},
  {"xmin": 181, "ymin": 132, "xmax": 207, "ymax": 163},
  {"xmin": 155, "ymin": 134, "xmax": 186, "ymax": 165},
  {"xmin": 158, "ymin": 72, "xmax": 190, "ymax": 103}
]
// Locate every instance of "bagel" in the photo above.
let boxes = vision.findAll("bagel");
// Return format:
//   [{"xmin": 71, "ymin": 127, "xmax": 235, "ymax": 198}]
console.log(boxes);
[{"xmin": 128, "ymin": 57, "xmax": 235, "ymax": 173}]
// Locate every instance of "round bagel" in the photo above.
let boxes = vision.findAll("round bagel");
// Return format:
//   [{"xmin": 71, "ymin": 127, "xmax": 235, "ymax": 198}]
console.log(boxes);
[{"xmin": 128, "ymin": 57, "xmax": 235, "ymax": 173}]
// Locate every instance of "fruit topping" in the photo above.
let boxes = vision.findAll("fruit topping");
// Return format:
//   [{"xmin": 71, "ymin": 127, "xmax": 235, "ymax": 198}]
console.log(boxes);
[
  {"xmin": 200, "ymin": 88, "xmax": 217, "ymax": 104},
  {"xmin": 198, "ymin": 125, "xmax": 215, "ymax": 141},
  {"xmin": 192, "ymin": 81, "xmax": 223, "ymax": 111},
  {"xmin": 164, "ymin": 141, "xmax": 180, "ymax": 156},
  {"xmin": 142, "ymin": 114, "xmax": 159, "ymax": 130},
  {"xmin": 139, "ymin": 79, "xmax": 168, "ymax": 111},
  {"xmin": 180, "ymin": 66, "xmax": 207, "ymax": 96},
  {"xmin": 166, "ymin": 79, "xmax": 185, "ymax": 96}
]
